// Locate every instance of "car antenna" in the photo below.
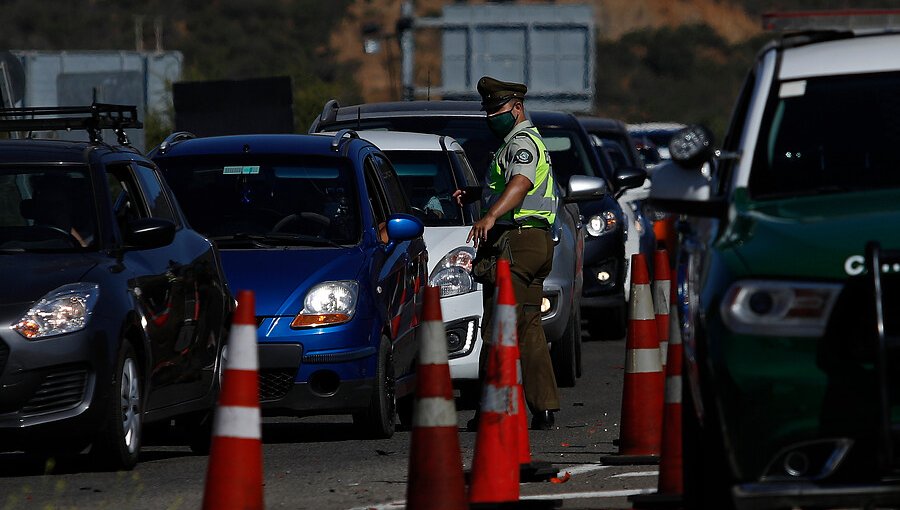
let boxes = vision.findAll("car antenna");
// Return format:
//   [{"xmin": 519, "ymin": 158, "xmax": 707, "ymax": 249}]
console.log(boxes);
[
  {"xmin": 356, "ymin": 106, "xmax": 360, "ymax": 130},
  {"xmin": 427, "ymin": 69, "xmax": 431, "ymax": 100}
]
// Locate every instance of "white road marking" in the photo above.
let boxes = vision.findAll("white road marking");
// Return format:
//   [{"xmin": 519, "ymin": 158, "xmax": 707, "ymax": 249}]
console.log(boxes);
[{"xmin": 610, "ymin": 470, "xmax": 659, "ymax": 478}]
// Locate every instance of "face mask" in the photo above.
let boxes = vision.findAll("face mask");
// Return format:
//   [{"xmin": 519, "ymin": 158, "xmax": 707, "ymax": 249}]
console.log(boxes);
[{"xmin": 487, "ymin": 110, "xmax": 516, "ymax": 138}]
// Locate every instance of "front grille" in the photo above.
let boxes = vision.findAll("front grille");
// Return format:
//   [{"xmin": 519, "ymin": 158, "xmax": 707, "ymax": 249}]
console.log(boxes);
[
  {"xmin": 258, "ymin": 369, "xmax": 296, "ymax": 402},
  {"xmin": 21, "ymin": 367, "xmax": 88, "ymax": 415}
]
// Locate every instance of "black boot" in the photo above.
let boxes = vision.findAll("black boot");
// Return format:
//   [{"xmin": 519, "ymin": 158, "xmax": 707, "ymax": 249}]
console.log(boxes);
[{"xmin": 530, "ymin": 410, "xmax": 555, "ymax": 430}]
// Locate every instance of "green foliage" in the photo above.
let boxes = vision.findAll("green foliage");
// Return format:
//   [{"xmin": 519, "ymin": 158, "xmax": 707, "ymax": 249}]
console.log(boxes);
[
  {"xmin": 0, "ymin": 0, "xmax": 361, "ymax": 135},
  {"xmin": 594, "ymin": 23, "xmax": 771, "ymax": 140}
]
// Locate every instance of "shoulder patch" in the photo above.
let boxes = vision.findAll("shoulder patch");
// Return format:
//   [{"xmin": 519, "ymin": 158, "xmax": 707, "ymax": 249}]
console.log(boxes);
[{"xmin": 514, "ymin": 148, "xmax": 534, "ymax": 164}]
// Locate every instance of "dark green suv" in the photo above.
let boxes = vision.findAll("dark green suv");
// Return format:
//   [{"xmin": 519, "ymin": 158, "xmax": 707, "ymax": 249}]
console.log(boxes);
[{"xmin": 651, "ymin": 30, "xmax": 900, "ymax": 509}]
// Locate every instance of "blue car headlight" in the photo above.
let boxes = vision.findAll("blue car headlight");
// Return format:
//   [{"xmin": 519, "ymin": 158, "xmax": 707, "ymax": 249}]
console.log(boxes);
[
  {"xmin": 14, "ymin": 283, "xmax": 100, "ymax": 339},
  {"xmin": 429, "ymin": 247, "xmax": 476, "ymax": 298},
  {"xmin": 291, "ymin": 281, "xmax": 358, "ymax": 328},
  {"xmin": 586, "ymin": 211, "xmax": 618, "ymax": 237}
]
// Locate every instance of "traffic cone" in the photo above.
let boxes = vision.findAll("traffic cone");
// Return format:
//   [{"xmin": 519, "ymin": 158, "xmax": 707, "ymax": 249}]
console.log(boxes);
[
  {"xmin": 469, "ymin": 258, "xmax": 521, "ymax": 505},
  {"xmin": 602, "ymin": 253, "xmax": 663, "ymax": 465},
  {"xmin": 202, "ymin": 290, "xmax": 264, "ymax": 510},
  {"xmin": 653, "ymin": 249, "xmax": 671, "ymax": 372},
  {"xmin": 658, "ymin": 274, "xmax": 683, "ymax": 495},
  {"xmin": 629, "ymin": 277, "xmax": 684, "ymax": 508},
  {"xmin": 406, "ymin": 286, "xmax": 467, "ymax": 510}
]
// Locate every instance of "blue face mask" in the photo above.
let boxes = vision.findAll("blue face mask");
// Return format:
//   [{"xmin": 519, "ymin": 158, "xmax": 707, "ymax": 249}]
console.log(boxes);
[{"xmin": 487, "ymin": 110, "xmax": 516, "ymax": 138}]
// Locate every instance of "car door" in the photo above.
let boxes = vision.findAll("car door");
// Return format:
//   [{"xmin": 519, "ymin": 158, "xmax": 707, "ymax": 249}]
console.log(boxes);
[
  {"xmin": 369, "ymin": 152, "xmax": 424, "ymax": 383},
  {"xmin": 109, "ymin": 160, "xmax": 220, "ymax": 409}
]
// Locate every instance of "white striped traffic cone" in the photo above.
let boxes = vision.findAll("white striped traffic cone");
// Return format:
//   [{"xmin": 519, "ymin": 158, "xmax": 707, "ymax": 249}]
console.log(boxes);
[
  {"xmin": 406, "ymin": 286, "xmax": 467, "ymax": 510},
  {"xmin": 658, "ymin": 274, "xmax": 684, "ymax": 494},
  {"xmin": 653, "ymin": 249, "xmax": 671, "ymax": 372},
  {"xmin": 202, "ymin": 290, "xmax": 263, "ymax": 510},
  {"xmin": 469, "ymin": 258, "xmax": 521, "ymax": 505},
  {"xmin": 616, "ymin": 253, "xmax": 663, "ymax": 460}
]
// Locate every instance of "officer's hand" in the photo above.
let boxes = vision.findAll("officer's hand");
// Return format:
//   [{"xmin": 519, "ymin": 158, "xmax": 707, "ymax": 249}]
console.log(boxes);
[
  {"xmin": 453, "ymin": 189, "xmax": 465, "ymax": 207},
  {"xmin": 467, "ymin": 215, "xmax": 496, "ymax": 249}
]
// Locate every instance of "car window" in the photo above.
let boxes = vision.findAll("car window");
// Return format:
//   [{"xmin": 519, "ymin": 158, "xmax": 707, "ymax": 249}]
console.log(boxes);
[
  {"xmin": 364, "ymin": 156, "xmax": 390, "ymax": 243},
  {"xmin": 372, "ymin": 153, "xmax": 410, "ymax": 214},
  {"xmin": 540, "ymin": 128, "xmax": 604, "ymax": 186},
  {"xmin": 385, "ymin": 149, "xmax": 464, "ymax": 227},
  {"xmin": 107, "ymin": 163, "xmax": 147, "ymax": 231},
  {"xmin": 157, "ymin": 154, "xmax": 361, "ymax": 245},
  {"xmin": 748, "ymin": 71, "xmax": 900, "ymax": 199},
  {"xmin": 0, "ymin": 165, "xmax": 97, "ymax": 251},
  {"xmin": 132, "ymin": 163, "xmax": 178, "ymax": 225}
]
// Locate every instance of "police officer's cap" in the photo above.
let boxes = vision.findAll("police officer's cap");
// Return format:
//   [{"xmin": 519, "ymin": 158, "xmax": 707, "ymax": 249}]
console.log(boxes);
[{"xmin": 477, "ymin": 76, "xmax": 527, "ymax": 110}]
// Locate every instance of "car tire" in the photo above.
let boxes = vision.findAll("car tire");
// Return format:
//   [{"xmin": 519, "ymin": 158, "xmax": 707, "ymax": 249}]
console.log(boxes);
[
  {"xmin": 353, "ymin": 335, "xmax": 396, "ymax": 439},
  {"xmin": 683, "ymin": 371, "xmax": 735, "ymax": 510},
  {"xmin": 551, "ymin": 308, "xmax": 579, "ymax": 388},
  {"xmin": 586, "ymin": 304, "xmax": 626, "ymax": 341},
  {"xmin": 92, "ymin": 341, "xmax": 142, "ymax": 471}
]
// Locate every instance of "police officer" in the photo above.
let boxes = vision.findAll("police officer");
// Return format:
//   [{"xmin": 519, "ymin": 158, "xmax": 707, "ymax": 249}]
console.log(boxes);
[{"xmin": 454, "ymin": 76, "xmax": 560, "ymax": 430}]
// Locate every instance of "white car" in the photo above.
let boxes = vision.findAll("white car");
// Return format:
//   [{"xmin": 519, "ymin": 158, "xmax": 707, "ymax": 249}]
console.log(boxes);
[{"xmin": 355, "ymin": 130, "xmax": 485, "ymax": 400}]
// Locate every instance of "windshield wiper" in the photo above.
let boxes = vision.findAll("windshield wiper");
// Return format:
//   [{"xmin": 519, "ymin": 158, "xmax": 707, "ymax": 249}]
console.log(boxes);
[{"xmin": 209, "ymin": 232, "xmax": 343, "ymax": 248}]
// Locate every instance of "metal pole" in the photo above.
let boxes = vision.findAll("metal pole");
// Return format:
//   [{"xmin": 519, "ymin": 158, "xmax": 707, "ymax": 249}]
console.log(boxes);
[{"xmin": 400, "ymin": 0, "xmax": 414, "ymax": 100}]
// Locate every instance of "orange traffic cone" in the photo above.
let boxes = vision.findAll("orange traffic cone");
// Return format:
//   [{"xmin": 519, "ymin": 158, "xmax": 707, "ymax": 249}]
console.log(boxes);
[
  {"xmin": 653, "ymin": 249, "xmax": 671, "ymax": 372},
  {"xmin": 406, "ymin": 286, "xmax": 467, "ymax": 510},
  {"xmin": 658, "ymin": 274, "xmax": 683, "ymax": 495},
  {"xmin": 603, "ymin": 253, "xmax": 663, "ymax": 465},
  {"xmin": 630, "ymin": 276, "xmax": 684, "ymax": 508},
  {"xmin": 203, "ymin": 290, "xmax": 264, "ymax": 510},
  {"xmin": 469, "ymin": 258, "xmax": 521, "ymax": 505}
]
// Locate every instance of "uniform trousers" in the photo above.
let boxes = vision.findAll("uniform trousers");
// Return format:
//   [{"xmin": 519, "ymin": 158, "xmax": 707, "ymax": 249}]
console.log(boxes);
[{"xmin": 477, "ymin": 225, "xmax": 560, "ymax": 413}]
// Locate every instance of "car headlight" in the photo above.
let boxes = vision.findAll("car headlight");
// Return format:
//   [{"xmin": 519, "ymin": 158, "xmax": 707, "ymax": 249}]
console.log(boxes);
[
  {"xmin": 586, "ymin": 211, "xmax": 618, "ymax": 237},
  {"xmin": 720, "ymin": 280, "xmax": 842, "ymax": 337},
  {"xmin": 14, "ymin": 283, "xmax": 100, "ymax": 339},
  {"xmin": 291, "ymin": 281, "xmax": 358, "ymax": 328},
  {"xmin": 429, "ymin": 247, "xmax": 476, "ymax": 298}
]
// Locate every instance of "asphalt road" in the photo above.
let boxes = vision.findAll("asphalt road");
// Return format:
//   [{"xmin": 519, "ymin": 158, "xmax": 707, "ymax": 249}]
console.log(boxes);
[{"xmin": 0, "ymin": 328, "xmax": 663, "ymax": 510}]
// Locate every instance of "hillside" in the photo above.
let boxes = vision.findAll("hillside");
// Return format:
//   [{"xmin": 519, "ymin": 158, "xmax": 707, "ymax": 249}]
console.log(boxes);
[{"xmin": 330, "ymin": 0, "xmax": 764, "ymax": 104}]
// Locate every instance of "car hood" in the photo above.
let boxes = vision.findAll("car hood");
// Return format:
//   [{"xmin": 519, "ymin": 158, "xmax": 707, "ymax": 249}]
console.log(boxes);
[
  {"xmin": 423, "ymin": 227, "xmax": 471, "ymax": 273},
  {"xmin": 0, "ymin": 252, "xmax": 99, "ymax": 305},
  {"xmin": 724, "ymin": 189, "xmax": 900, "ymax": 280},
  {"xmin": 219, "ymin": 247, "xmax": 366, "ymax": 316}
]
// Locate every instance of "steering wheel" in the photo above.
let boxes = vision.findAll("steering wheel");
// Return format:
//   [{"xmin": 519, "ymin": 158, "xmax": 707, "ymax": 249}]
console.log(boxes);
[
  {"xmin": 271, "ymin": 212, "xmax": 332, "ymax": 234},
  {"xmin": 410, "ymin": 206, "xmax": 427, "ymax": 219},
  {"xmin": 32, "ymin": 225, "xmax": 80, "ymax": 246}
]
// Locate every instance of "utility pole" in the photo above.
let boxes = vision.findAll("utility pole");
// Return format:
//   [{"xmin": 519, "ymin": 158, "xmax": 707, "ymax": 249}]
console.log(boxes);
[{"xmin": 398, "ymin": 0, "xmax": 414, "ymax": 100}]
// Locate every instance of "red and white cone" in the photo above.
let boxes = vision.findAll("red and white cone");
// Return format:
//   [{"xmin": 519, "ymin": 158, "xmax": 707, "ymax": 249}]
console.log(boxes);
[
  {"xmin": 653, "ymin": 249, "xmax": 671, "ymax": 372},
  {"xmin": 604, "ymin": 253, "xmax": 663, "ymax": 465},
  {"xmin": 203, "ymin": 290, "xmax": 263, "ymax": 510},
  {"xmin": 658, "ymin": 275, "xmax": 684, "ymax": 495},
  {"xmin": 406, "ymin": 286, "xmax": 467, "ymax": 510},
  {"xmin": 469, "ymin": 258, "xmax": 520, "ymax": 505}
]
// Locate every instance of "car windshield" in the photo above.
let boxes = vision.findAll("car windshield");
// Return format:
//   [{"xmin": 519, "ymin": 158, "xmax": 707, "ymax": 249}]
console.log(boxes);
[
  {"xmin": 749, "ymin": 71, "xmax": 900, "ymax": 199},
  {"xmin": 326, "ymin": 118, "xmax": 499, "ymax": 180},
  {"xmin": 538, "ymin": 127, "xmax": 603, "ymax": 187},
  {"xmin": 158, "ymin": 155, "xmax": 361, "ymax": 246},
  {"xmin": 0, "ymin": 166, "xmax": 97, "ymax": 251},
  {"xmin": 383, "ymin": 150, "xmax": 465, "ymax": 227}
]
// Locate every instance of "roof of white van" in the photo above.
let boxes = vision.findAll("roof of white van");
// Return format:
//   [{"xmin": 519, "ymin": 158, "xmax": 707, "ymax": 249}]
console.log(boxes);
[{"xmin": 349, "ymin": 130, "xmax": 463, "ymax": 152}]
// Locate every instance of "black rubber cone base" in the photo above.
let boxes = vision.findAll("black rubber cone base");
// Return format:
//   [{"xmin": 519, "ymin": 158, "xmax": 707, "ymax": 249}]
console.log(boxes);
[
  {"xmin": 520, "ymin": 460, "xmax": 557, "ymax": 482},
  {"xmin": 629, "ymin": 491, "xmax": 683, "ymax": 508},
  {"xmin": 470, "ymin": 499, "xmax": 563, "ymax": 509}
]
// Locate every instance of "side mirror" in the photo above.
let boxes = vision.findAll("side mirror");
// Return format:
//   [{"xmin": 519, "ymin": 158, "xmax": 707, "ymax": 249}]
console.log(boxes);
[
  {"xmin": 563, "ymin": 175, "xmax": 608, "ymax": 203},
  {"xmin": 614, "ymin": 165, "xmax": 648, "ymax": 192},
  {"xmin": 123, "ymin": 218, "xmax": 176, "ymax": 249},
  {"xmin": 647, "ymin": 160, "xmax": 725, "ymax": 217},
  {"xmin": 669, "ymin": 125, "xmax": 715, "ymax": 169},
  {"xmin": 386, "ymin": 213, "xmax": 424, "ymax": 242}
]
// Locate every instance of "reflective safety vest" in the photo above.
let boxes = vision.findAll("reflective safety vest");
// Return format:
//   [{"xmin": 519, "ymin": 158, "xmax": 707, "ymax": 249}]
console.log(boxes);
[{"xmin": 487, "ymin": 127, "xmax": 557, "ymax": 227}]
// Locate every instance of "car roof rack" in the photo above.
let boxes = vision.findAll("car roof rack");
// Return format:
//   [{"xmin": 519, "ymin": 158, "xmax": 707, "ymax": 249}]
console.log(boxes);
[
  {"xmin": 331, "ymin": 129, "xmax": 359, "ymax": 151},
  {"xmin": 0, "ymin": 103, "xmax": 143, "ymax": 145}
]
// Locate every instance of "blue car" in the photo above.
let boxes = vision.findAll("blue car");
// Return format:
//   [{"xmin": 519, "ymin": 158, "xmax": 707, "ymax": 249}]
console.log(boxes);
[{"xmin": 150, "ymin": 130, "xmax": 426, "ymax": 438}]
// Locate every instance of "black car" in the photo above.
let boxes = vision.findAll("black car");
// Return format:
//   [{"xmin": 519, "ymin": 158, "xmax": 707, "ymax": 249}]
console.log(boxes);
[
  {"xmin": 0, "ymin": 105, "xmax": 232, "ymax": 469},
  {"xmin": 529, "ymin": 111, "xmax": 647, "ymax": 339}
]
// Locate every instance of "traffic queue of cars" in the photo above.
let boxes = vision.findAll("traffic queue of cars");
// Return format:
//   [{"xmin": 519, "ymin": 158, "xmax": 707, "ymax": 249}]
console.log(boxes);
[{"xmin": 0, "ymin": 97, "xmax": 647, "ymax": 469}]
